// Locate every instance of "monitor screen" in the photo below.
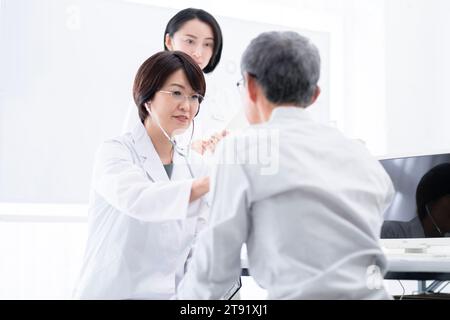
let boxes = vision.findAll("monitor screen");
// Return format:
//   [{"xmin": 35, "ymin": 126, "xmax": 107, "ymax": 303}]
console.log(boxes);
[{"xmin": 379, "ymin": 151, "xmax": 450, "ymax": 238}]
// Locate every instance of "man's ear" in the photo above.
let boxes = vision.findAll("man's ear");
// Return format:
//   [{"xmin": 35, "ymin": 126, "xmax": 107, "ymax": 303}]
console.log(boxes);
[
  {"xmin": 165, "ymin": 33, "xmax": 173, "ymax": 50},
  {"xmin": 306, "ymin": 86, "xmax": 321, "ymax": 108},
  {"xmin": 246, "ymin": 73, "xmax": 258, "ymax": 104}
]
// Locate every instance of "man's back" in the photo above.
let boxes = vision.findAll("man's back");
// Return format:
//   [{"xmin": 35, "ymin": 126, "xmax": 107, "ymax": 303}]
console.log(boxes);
[
  {"xmin": 239, "ymin": 107, "xmax": 394, "ymax": 299},
  {"xmin": 177, "ymin": 30, "xmax": 396, "ymax": 300}
]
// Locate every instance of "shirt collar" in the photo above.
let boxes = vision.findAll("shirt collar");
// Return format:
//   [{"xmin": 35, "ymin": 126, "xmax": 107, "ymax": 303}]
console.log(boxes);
[{"xmin": 268, "ymin": 106, "xmax": 311, "ymax": 123}]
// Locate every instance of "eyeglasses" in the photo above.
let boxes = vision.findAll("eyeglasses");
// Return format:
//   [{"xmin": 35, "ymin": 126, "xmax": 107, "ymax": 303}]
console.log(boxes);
[
  {"xmin": 236, "ymin": 78, "xmax": 245, "ymax": 94},
  {"xmin": 159, "ymin": 90, "xmax": 204, "ymax": 107},
  {"xmin": 236, "ymin": 73, "xmax": 257, "ymax": 94}
]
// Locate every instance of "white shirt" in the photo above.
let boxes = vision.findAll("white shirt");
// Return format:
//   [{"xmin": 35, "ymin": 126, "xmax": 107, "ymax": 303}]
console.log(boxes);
[
  {"xmin": 177, "ymin": 106, "xmax": 395, "ymax": 300},
  {"xmin": 73, "ymin": 123, "xmax": 209, "ymax": 299}
]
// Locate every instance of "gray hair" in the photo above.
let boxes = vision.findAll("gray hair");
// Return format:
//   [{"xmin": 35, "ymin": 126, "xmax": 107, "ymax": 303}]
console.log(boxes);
[{"xmin": 240, "ymin": 31, "xmax": 321, "ymax": 107}]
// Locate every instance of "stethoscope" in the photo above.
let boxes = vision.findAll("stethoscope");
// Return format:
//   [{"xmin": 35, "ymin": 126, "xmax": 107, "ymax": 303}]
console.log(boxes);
[{"xmin": 145, "ymin": 103, "xmax": 195, "ymax": 178}]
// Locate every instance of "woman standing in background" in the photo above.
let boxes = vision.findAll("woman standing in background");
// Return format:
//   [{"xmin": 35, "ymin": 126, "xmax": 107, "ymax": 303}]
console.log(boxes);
[{"xmin": 123, "ymin": 8, "xmax": 233, "ymax": 155}]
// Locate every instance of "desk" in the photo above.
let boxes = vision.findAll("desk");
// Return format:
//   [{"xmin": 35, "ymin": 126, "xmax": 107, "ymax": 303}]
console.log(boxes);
[
  {"xmin": 382, "ymin": 238, "xmax": 450, "ymax": 293},
  {"xmin": 382, "ymin": 238, "xmax": 450, "ymax": 274}
]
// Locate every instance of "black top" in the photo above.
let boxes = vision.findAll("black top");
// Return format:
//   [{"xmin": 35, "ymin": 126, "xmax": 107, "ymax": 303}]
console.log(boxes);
[{"xmin": 163, "ymin": 163, "xmax": 174, "ymax": 179}]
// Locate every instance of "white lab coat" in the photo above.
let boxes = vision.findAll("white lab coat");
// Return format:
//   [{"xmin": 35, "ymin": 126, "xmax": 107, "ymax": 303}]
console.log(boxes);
[
  {"xmin": 177, "ymin": 106, "xmax": 395, "ymax": 300},
  {"xmin": 73, "ymin": 122, "xmax": 209, "ymax": 299}
]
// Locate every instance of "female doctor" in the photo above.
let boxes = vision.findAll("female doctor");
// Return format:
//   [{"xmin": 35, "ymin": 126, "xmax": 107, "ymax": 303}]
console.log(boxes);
[
  {"xmin": 73, "ymin": 51, "xmax": 210, "ymax": 299},
  {"xmin": 123, "ymin": 8, "xmax": 229, "ymax": 154}
]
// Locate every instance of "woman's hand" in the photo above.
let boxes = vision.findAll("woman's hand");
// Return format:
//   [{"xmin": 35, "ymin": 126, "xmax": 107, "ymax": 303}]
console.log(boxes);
[
  {"xmin": 191, "ymin": 140, "xmax": 207, "ymax": 155},
  {"xmin": 189, "ymin": 176, "xmax": 210, "ymax": 203},
  {"xmin": 191, "ymin": 130, "xmax": 229, "ymax": 155}
]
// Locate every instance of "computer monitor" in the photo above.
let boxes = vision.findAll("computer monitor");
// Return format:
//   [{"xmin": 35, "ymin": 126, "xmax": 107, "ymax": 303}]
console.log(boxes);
[{"xmin": 379, "ymin": 151, "xmax": 450, "ymax": 238}]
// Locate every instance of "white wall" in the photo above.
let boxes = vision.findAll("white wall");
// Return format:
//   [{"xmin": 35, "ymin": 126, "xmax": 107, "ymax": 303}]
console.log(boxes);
[
  {"xmin": 0, "ymin": 221, "xmax": 87, "ymax": 299},
  {"xmin": 385, "ymin": 0, "xmax": 450, "ymax": 156}
]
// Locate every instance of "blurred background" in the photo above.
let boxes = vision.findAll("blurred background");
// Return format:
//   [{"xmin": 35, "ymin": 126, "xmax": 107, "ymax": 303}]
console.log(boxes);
[{"xmin": 1, "ymin": 0, "xmax": 450, "ymax": 299}]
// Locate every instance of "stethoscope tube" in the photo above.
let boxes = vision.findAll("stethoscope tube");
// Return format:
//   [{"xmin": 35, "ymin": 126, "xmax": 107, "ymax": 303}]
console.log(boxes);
[{"xmin": 145, "ymin": 103, "xmax": 195, "ymax": 178}]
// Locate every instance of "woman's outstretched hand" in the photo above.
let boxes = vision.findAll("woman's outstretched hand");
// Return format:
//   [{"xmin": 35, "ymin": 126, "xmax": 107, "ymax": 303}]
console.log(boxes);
[{"xmin": 191, "ymin": 130, "xmax": 229, "ymax": 155}]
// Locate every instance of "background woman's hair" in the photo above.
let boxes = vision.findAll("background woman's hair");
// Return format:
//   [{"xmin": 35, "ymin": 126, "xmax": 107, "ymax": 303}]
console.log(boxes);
[{"xmin": 416, "ymin": 162, "xmax": 450, "ymax": 220}]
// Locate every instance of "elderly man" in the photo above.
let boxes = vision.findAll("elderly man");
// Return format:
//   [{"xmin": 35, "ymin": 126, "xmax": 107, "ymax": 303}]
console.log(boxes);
[{"xmin": 177, "ymin": 31, "xmax": 394, "ymax": 299}]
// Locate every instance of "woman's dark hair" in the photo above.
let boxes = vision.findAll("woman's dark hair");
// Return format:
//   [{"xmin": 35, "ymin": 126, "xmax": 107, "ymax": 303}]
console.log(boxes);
[
  {"xmin": 163, "ymin": 8, "xmax": 223, "ymax": 73},
  {"xmin": 416, "ymin": 163, "xmax": 450, "ymax": 220},
  {"xmin": 133, "ymin": 51, "xmax": 206, "ymax": 124}
]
